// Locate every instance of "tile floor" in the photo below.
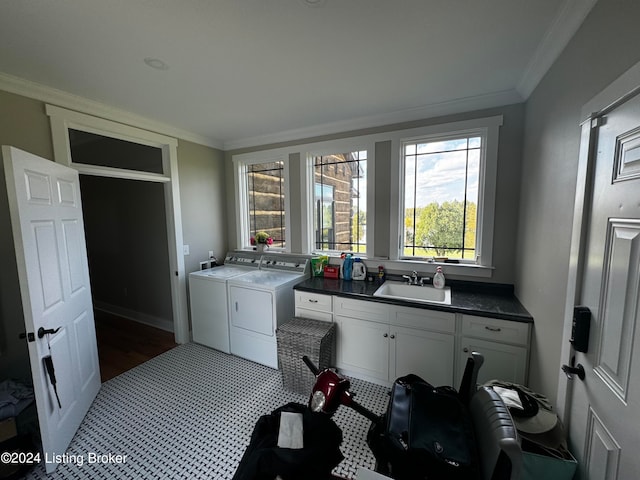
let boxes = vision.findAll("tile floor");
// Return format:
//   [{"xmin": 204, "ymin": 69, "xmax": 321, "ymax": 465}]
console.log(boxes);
[{"xmin": 24, "ymin": 343, "xmax": 390, "ymax": 479}]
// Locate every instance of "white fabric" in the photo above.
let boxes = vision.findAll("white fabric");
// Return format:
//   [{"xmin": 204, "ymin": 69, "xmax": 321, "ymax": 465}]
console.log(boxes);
[{"xmin": 277, "ymin": 411, "xmax": 304, "ymax": 449}]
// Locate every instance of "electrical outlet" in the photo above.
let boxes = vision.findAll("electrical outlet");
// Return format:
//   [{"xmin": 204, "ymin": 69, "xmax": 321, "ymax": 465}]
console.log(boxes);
[
  {"xmin": 208, "ymin": 250, "xmax": 214, "ymax": 258},
  {"xmin": 183, "ymin": 244, "xmax": 190, "ymax": 255}
]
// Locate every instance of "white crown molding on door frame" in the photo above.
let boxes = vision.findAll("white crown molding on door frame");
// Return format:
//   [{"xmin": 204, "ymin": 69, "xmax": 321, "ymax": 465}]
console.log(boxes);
[{"xmin": 0, "ymin": 71, "xmax": 224, "ymax": 150}]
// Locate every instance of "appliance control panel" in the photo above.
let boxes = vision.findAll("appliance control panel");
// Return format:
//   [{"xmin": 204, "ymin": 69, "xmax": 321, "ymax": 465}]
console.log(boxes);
[
  {"xmin": 224, "ymin": 252, "xmax": 261, "ymax": 267},
  {"xmin": 260, "ymin": 255, "xmax": 309, "ymax": 273}
]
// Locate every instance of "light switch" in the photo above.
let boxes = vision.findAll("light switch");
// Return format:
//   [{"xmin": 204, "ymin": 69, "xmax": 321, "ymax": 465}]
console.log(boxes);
[{"xmin": 183, "ymin": 244, "xmax": 190, "ymax": 255}]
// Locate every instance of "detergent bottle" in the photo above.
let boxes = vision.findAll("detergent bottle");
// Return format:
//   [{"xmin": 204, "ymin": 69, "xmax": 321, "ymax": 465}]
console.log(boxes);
[
  {"xmin": 352, "ymin": 258, "xmax": 367, "ymax": 280},
  {"xmin": 340, "ymin": 254, "xmax": 353, "ymax": 281}
]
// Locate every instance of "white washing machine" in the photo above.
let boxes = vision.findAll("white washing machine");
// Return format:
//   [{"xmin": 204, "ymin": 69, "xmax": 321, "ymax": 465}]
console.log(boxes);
[
  {"xmin": 227, "ymin": 255, "xmax": 310, "ymax": 368},
  {"xmin": 188, "ymin": 252, "xmax": 261, "ymax": 353}
]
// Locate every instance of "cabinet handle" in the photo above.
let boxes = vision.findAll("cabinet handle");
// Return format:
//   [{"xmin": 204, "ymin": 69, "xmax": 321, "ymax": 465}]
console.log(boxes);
[
  {"xmin": 235, "ymin": 302, "xmax": 238, "ymax": 312},
  {"xmin": 389, "ymin": 334, "xmax": 395, "ymax": 339},
  {"xmin": 308, "ymin": 299, "xmax": 318, "ymax": 303},
  {"xmin": 383, "ymin": 333, "xmax": 388, "ymax": 338},
  {"xmin": 485, "ymin": 326, "xmax": 501, "ymax": 332}
]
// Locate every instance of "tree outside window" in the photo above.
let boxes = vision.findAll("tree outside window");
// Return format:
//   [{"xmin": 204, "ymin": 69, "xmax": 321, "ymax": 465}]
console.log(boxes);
[{"xmin": 403, "ymin": 136, "xmax": 480, "ymax": 260}]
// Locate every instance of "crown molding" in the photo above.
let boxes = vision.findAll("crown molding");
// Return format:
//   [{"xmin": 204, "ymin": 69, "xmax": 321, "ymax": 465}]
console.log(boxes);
[
  {"xmin": 0, "ymin": 72, "xmax": 224, "ymax": 150},
  {"xmin": 224, "ymin": 89, "xmax": 523, "ymax": 151},
  {"xmin": 516, "ymin": 0, "xmax": 598, "ymax": 100}
]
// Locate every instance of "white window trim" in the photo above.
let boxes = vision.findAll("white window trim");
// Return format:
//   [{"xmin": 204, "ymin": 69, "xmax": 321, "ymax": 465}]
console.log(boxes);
[
  {"xmin": 45, "ymin": 104, "xmax": 189, "ymax": 344},
  {"xmin": 232, "ymin": 152, "xmax": 291, "ymax": 252},
  {"xmin": 388, "ymin": 116, "xmax": 502, "ymax": 277},
  {"xmin": 231, "ymin": 116, "xmax": 499, "ymax": 278},
  {"xmin": 304, "ymin": 139, "xmax": 376, "ymax": 257}
]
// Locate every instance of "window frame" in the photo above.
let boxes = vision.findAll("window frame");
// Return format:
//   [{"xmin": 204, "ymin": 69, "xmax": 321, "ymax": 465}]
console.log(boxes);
[
  {"xmin": 304, "ymin": 139, "xmax": 375, "ymax": 257},
  {"xmin": 389, "ymin": 116, "xmax": 502, "ymax": 271},
  {"xmin": 400, "ymin": 130, "xmax": 484, "ymax": 263},
  {"xmin": 233, "ymin": 152, "xmax": 291, "ymax": 252}
]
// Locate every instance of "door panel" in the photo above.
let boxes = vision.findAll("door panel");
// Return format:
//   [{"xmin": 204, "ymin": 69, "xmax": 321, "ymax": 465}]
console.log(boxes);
[
  {"xmin": 229, "ymin": 285, "xmax": 274, "ymax": 336},
  {"xmin": 567, "ymin": 87, "xmax": 640, "ymax": 479},
  {"xmin": 3, "ymin": 146, "xmax": 100, "ymax": 473},
  {"xmin": 393, "ymin": 326, "xmax": 454, "ymax": 386}
]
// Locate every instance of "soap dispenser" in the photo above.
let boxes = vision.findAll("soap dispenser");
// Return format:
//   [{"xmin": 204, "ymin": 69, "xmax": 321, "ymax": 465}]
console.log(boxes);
[{"xmin": 433, "ymin": 266, "xmax": 446, "ymax": 289}]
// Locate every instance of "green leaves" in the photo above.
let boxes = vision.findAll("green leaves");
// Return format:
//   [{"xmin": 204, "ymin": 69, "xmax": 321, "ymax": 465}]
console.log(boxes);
[{"xmin": 405, "ymin": 200, "xmax": 476, "ymax": 258}]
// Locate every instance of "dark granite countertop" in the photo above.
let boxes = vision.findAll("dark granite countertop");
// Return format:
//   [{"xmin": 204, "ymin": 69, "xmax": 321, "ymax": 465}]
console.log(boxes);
[{"xmin": 294, "ymin": 276, "xmax": 533, "ymax": 323}]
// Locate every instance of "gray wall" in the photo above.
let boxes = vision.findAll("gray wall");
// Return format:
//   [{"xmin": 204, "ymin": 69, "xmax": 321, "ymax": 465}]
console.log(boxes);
[
  {"xmin": 0, "ymin": 89, "xmax": 226, "ymax": 380},
  {"xmin": 178, "ymin": 139, "xmax": 227, "ymax": 274},
  {"xmin": 225, "ymin": 103, "xmax": 525, "ymax": 285},
  {"xmin": 80, "ymin": 175, "xmax": 173, "ymax": 326},
  {"xmin": 515, "ymin": 0, "xmax": 640, "ymax": 404}
]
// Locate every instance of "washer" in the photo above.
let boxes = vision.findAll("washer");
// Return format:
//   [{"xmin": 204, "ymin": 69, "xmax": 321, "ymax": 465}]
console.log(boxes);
[
  {"xmin": 227, "ymin": 255, "xmax": 310, "ymax": 368},
  {"xmin": 188, "ymin": 252, "xmax": 260, "ymax": 353}
]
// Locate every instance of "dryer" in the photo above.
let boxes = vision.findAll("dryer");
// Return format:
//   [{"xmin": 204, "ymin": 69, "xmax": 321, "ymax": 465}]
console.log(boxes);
[
  {"xmin": 188, "ymin": 252, "xmax": 260, "ymax": 353},
  {"xmin": 227, "ymin": 255, "xmax": 310, "ymax": 368}
]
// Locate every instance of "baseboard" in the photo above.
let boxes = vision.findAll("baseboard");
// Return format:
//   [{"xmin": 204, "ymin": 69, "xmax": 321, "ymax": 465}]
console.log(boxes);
[{"xmin": 93, "ymin": 301, "xmax": 174, "ymax": 333}]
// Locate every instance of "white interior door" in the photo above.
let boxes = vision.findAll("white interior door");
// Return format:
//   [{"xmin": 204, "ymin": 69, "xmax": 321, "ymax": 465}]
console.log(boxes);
[
  {"xmin": 561, "ymin": 72, "xmax": 640, "ymax": 479},
  {"xmin": 2, "ymin": 146, "xmax": 100, "ymax": 473}
]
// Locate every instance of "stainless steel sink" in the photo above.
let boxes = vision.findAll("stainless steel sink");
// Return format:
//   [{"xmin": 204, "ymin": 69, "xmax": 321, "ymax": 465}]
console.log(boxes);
[{"xmin": 373, "ymin": 281, "xmax": 451, "ymax": 305}]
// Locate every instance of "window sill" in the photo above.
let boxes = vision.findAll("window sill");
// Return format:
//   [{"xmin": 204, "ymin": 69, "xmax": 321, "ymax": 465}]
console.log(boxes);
[
  {"xmin": 366, "ymin": 258, "xmax": 494, "ymax": 279},
  {"xmin": 313, "ymin": 253, "xmax": 494, "ymax": 279}
]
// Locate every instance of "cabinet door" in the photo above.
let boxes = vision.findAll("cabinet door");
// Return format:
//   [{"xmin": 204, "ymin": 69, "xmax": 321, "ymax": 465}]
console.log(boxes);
[
  {"xmin": 335, "ymin": 315, "xmax": 389, "ymax": 383},
  {"xmin": 459, "ymin": 337, "xmax": 527, "ymax": 385},
  {"xmin": 392, "ymin": 326, "xmax": 455, "ymax": 386}
]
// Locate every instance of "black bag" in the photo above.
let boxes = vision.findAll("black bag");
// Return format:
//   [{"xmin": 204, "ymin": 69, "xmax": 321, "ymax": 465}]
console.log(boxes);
[
  {"xmin": 232, "ymin": 402, "xmax": 343, "ymax": 480},
  {"xmin": 368, "ymin": 374, "xmax": 478, "ymax": 480}
]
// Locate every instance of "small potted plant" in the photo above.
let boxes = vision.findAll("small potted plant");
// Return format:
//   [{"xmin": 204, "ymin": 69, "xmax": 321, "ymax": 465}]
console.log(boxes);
[{"xmin": 250, "ymin": 231, "xmax": 274, "ymax": 252}]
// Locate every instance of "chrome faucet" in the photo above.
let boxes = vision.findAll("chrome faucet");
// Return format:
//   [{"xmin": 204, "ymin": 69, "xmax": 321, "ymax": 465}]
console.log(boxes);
[{"xmin": 402, "ymin": 271, "xmax": 421, "ymax": 285}]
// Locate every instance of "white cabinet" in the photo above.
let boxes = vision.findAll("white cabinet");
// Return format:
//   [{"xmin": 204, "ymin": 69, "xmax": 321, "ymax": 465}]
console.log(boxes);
[
  {"xmin": 334, "ymin": 297, "xmax": 455, "ymax": 386},
  {"xmin": 457, "ymin": 314, "xmax": 530, "ymax": 385},
  {"xmin": 335, "ymin": 315, "xmax": 390, "ymax": 382},
  {"xmin": 295, "ymin": 291, "xmax": 332, "ymax": 322},
  {"xmin": 294, "ymin": 290, "xmax": 531, "ymax": 388},
  {"xmin": 392, "ymin": 326, "xmax": 455, "ymax": 386}
]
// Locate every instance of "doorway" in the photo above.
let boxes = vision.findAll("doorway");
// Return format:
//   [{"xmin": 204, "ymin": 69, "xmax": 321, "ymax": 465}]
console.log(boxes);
[
  {"xmin": 46, "ymin": 104, "xmax": 189, "ymax": 344},
  {"xmin": 79, "ymin": 174, "xmax": 177, "ymax": 380}
]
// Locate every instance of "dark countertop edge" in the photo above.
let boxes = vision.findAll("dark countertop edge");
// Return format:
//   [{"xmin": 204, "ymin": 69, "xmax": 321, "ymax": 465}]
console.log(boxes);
[{"xmin": 294, "ymin": 280, "xmax": 534, "ymax": 324}]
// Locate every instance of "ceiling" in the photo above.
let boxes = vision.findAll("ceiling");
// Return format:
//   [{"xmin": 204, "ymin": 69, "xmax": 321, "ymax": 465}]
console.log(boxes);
[{"xmin": 0, "ymin": 0, "xmax": 596, "ymax": 150}]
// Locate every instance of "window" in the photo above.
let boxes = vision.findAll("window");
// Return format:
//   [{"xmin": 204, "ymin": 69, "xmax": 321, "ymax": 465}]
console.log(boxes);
[
  {"xmin": 313, "ymin": 151, "xmax": 367, "ymax": 253},
  {"xmin": 246, "ymin": 161, "xmax": 286, "ymax": 248},
  {"xmin": 401, "ymin": 132, "xmax": 484, "ymax": 262},
  {"xmin": 234, "ymin": 154, "xmax": 289, "ymax": 250}
]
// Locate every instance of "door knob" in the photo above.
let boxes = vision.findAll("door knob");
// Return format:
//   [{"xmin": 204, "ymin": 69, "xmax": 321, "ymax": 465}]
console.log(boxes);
[
  {"xmin": 37, "ymin": 327, "xmax": 61, "ymax": 338},
  {"xmin": 562, "ymin": 363, "xmax": 585, "ymax": 381}
]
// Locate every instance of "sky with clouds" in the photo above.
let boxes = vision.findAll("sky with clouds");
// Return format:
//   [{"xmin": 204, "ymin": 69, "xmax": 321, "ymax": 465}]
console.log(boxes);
[{"xmin": 404, "ymin": 138, "xmax": 480, "ymax": 208}]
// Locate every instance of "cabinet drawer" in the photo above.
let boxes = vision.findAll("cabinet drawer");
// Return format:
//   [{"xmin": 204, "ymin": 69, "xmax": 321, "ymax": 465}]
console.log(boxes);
[
  {"xmin": 391, "ymin": 306, "xmax": 455, "ymax": 334},
  {"xmin": 459, "ymin": 337, "xmax": 528, "ymax": 385},
  {"xmin": 295, "ymin": 307, "xmax": 332, "ymax": 323},
  {"xmin": 295, "ymin": 291, "xmax": 332, "ymax": 313},
  {"xmin": 333, "ymin": 297, "xmax": 389, "ymax": 323},
  {"xmin": 461, "ymin": 315, "xmax": 529, "ymax": 345}
]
